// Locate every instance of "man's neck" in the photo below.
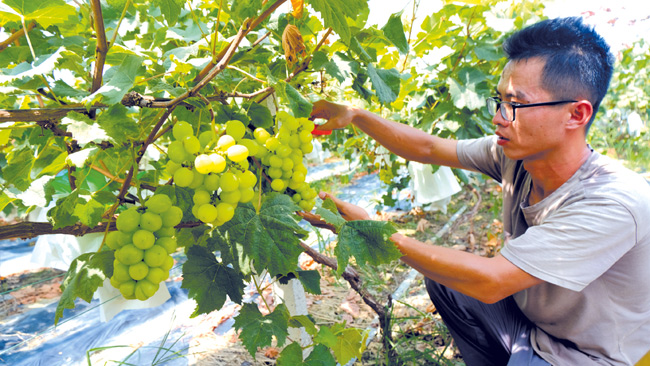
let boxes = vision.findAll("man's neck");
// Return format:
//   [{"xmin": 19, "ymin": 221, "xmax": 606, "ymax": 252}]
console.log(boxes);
[{"xmin": 524, "ymin": 144, "xmax": 592, "ymax": 205}]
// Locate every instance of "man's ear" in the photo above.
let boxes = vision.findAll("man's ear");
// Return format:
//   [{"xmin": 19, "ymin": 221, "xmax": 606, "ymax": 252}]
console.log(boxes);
[{"xmin": 566, "ymin": 100, "xmax": 593, "ymax": 131}]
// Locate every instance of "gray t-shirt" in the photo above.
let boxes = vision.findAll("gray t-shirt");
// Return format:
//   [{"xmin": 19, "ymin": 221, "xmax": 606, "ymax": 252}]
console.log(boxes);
[{"xmin": 457, "ymin": 136, "xmax": 650, "ymax": 365}]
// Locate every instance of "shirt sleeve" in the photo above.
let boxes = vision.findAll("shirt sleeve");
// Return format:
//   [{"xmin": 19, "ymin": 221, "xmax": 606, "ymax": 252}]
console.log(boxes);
[
  {"xmin": 456, "ymin": 136, "xmax": 503, "ymax": 183},
  {"xmin": 500, "ymin": 197, "xmax": 637, "ymax": 292}
]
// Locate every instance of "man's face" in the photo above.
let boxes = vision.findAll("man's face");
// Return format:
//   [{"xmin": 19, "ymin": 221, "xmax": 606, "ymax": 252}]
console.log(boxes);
[{"xmin": 493, "ymin": 57, "xmax": 573, "ymax": 162}]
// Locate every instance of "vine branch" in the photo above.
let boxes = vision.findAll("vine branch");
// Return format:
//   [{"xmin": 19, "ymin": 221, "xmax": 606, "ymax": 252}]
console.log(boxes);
[
  {"xmin": 0, "ymin": 21, "xmax": 37, "ymax": 52},
  {"xmin": 90, "ymin": 0, "xmax": 109, "ymax": 94}
]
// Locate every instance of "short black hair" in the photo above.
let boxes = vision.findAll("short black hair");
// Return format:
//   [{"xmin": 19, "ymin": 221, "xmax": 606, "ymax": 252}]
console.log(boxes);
[{"xmin": 503, "ymin": 17, "xmax": 615, "ymax": 130}]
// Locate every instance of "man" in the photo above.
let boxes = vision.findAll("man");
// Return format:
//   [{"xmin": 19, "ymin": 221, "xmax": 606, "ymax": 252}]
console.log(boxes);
[{"xmin": 310, "ymin": 17, "xmax": 650, "ymax": 365}]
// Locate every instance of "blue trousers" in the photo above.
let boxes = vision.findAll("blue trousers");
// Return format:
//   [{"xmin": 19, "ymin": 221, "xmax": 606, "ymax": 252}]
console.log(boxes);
[{"xmin": 425, "ymin": 278, "xmax": 551, "ymax": 366}]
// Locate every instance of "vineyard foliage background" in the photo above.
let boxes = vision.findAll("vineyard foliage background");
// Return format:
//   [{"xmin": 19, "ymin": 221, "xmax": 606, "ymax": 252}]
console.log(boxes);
[{"xmin": 0, "ymin": 0, "xmax": 648, "ymax": 363}]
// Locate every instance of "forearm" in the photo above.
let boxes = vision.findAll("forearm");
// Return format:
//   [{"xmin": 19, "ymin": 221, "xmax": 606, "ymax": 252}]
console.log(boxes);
[{"xmin": 350, "ymin": 107, "xmax": 462, "ymax": 168}]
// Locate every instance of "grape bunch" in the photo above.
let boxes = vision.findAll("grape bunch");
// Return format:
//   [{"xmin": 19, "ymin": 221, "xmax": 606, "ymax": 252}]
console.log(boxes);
[
  {"xmin": 257, "ymin": 111, "xmax": 318, "ymax": 212},
  {"xmin": 106, "ymin": 193, "xmax": 183, "ymax": 301}
]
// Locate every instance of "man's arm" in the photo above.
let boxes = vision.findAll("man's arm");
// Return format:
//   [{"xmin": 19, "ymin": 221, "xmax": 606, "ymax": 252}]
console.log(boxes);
[{"xmin": 311, "ymin": 100, "xmax": 464, "ymax": 169}]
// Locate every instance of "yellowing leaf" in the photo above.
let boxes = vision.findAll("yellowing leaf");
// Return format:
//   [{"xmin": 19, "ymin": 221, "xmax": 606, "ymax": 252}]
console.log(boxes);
[{"xmin": 290, "ymin": 0, "xmax": 303, "ymax": 18}]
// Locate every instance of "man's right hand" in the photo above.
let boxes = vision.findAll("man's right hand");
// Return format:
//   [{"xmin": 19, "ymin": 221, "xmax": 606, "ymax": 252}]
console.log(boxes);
[{"xmin": 310, "ymin": 100, "xmax": 356, "ymax": 131}]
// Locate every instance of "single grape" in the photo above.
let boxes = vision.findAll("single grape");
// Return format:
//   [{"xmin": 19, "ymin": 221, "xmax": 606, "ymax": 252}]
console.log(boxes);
[
  {"xmin": 129, "ymin": 261, "xmax": 149, "ymax": 281},
  {"xmin": 265, "ymin": 137, "xmax": 280, "ymax": 151},
  {"xmin": 269, "ymin": 155, "xmax": 283, "ymax": 168},
  {"xmin": 113, "ymin": 260, "xmax": 132, "ymax": 282},
  {"xmin": 199, "ymin": 130, "xmax": 215, "ymax": 149},
  {"xmin": 132, "ymin": 229, "xmax": 155, "ymax": 250},
  {"xmin": 276, "ymin": 145, "xmax": 292, "ymax": 158},
  {"xmin": 283, "ymin": 116, "xmax": 300, "ymax": 131},
  {"xmin": 197, "ymin": 203, "xmax": 218, "ymax": 223},
  {"xmin": 299, "ymin": 129, "xmax": 312, "ymax": 143},
  {"xmin": 255, "ymin": 145, "xmax": 269, "ymax": 159},
  {"xmin": 106, "ymin": 231, "xmax": 130, "ymax": 250},
  {"xmin": 220, "ymin": 189, "xmax": 241, "ymax": 204},
  {"xmin": 203, "ymin": 173, "xmax": 220, "ymax": 191},
  {"xmin": 216, "ymin": 202, "xmax": 235, "ymax": 222},
  {"xmin": 239, "ymin": 139, "xmax": 259, "ymax": 156},
  {"xmin": 288, "ymin": 180, "xmax": 305, "ymax": 191},
  {"xmin": 237, "ymin": 159, "xmax": 250, "ymax": 171},
  {"xmin": 290, "ymin": 151, "xmax": 303, "ymax": 165},
  {"xmin": 220, "ymin": 172, "xmax": 239, "ymax": 192},
  {"xmin": 167, "ymin": 141, "xmax": 186, "ymax": 164},
  {"xmin": 225, "ymin": 120, "xmax": 247, "ymax": 140},
  {"xmin": 194, "ymin": 154, "xmax": 213, "ymax": 174},
  {"xmin": 277, "ymin": 128, "xmax": 292, "ymax": 143},
  {"xmin": 156, "ymin": 237, "xmax": 177, "ymax": 254},
  {"xmin": 116, "ymin": 207, "xmax": 140, "ymax": 233},
  {"xmin": 299, "ymin": 199, "xmax": 315, "ymax": 212},
  {"xmin": 165, "ymin": 160, "xmax": 181, "ymax": 175},
  {"xmin": 238, "ymin": 170, "xmax": 257, "ymax": 188},
  {"xmin": 145, "ymin": 194, "xmax": 172, "ymax": 214},
  {"xmin": 146, "ymin": 267, "xmax": 168, "ymax": 284},
  {"xmin": 227, "ymin": 144, "xmax": 249, "ymax": 162},
  {"xmin": 193, "ymin": 189, "xmax": 211, "ymax": 206},
  {"xmin": 160, "ymin": 256, "xmax": 174, "ymax": 272},
  {"xmin": 295, "ymin": 163, "xmax": 308, "ymax": 175},
  {"xmin": 116, "ymin": 244, "xmax": 144, "ymax": 265},
  {"xmin": 110, "ymin": 276, "xmax": 123, "ymax": 289},
  {"xmin": 268, "ymin": 167, "xmax": 283, "ymax": 179},
  {"xmin": 135, "ymin": 279, "xmax": 159, "ymax": 300},
  {"xmin": 292, "ymin": 193, "xmax": 302, "ymax": 203},
  {"xmin": 208, "ymin": 153, "xmax": 227, "ymax": 173},
  {"xmin": 300, "ymin": 142, "xmax": 314, "ymax": 154},
  {"xmin": 300, "ymin": 118, "xmax": 315, "ymax": 132},
  {"xmin": 253, "ymin": 128, "xmax": 271, "ymax": 143},
  {"xmin": 119, "ymin": 280, "xmax": 136, "ymax": 299},
  {"xmin": 289, "ymin": 135, "xmax": 301, "ymax": 149},
  {"xmin": 291, "ymin": 171, "xmax": 305, "ymax": 183},
  {"xmin": 174, "ymin": 167, "xmax": 194, "ymax": 187},
  {"xmin": 239, "ymin": 187, "xmax": 255, "ymax": 203},
  {"xmin": 183, "ymin": 135, "xmax": 201, "ymax": 155},
  {"xmin": 155, "ymin": 226, "xmax": 176, "ymax": 238},
  {"xmin": 188, "ymin": 170, "xmax": 204, "ymax": 189},
  {"xmin": 281, "ymin": 170, "xmax": 292, "ymax": 179},
  {"xmin": 140, "ymin": 212, "xmax": 163, "ymax": 232},
  {"xmin": 217, "ymin": 135, "xmax": 236, "ymax": 150},
  {"xmin": 302, "ymin": 188, "xmax": 318, "ymax": 201},
  {"xmin": 144, "ymin": 245, "xmax": 167, "ymax": 267},
  {"xmin": 173, "ymin": 121, "xmax": 194, "ymax": 140},
  {"xmin": 160, "ymin": 206, "xmax": 183, "ymax": 227},
  {"xmin": 282, "ymin": 158, "xmax": 294, "ymax": 171},
  {"xmin": 271, "ymin": 179, "xmax": 285, "ymax": 192}
]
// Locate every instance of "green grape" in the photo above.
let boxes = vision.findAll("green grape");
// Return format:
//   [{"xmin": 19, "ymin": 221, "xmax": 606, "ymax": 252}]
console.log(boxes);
[
  {"xmin": 302, "ymin": 188, "xmax": 318, "ymax": 201},
  {"xmin": 238, "ymin": 159, "xmax": 250, "ymax": 171},
  {"xmin": 129, "ymin": 261, "xmax": 149, "ymax": 281},
  {"xmin": 216, "ymin": 202, "xmax": 235, "ymax": 222},
  {"xmin": 106, "ymin": 231, "xmax": 129, "ymax": 250},
  {"xmin": 292, "ymin": 193, "xmax": 302, "ymax": 203},
  {"xmin": 155, "ymin": 226, "xmax": 176, "ymax": 238},
  {"xmin": 255, "ymin": 145, "xmax": 269, "ymax": 158},
  {"xmin": 300, "ymin": 118, "xmax": 315, "ymax": 132},
  {"xmin": 144, "ymin": 245, "xmax": 167, "ymax": 267},
  {"xmin": 146, "ymin": 267, "xmax": 168, "ymax": 284},
  {"xmin": 300, "ymin": 142, "xmax": 314, "ymax": 154},
  {"xmin": 288, "ymin": 180, "xmax": 305, "ymax": 191},
  {"xmin": 271, "ymin": 179, "xmax": 285, "ymax": 192},
  {"xmin": 160, "ymin": 256, "xmax": 174, "ymax": 271},
  {"xmin": 156, "ymin": 237, "xmax": 177, "ymax": 254},
  {"xmin": 193, "ymin": 189, "xmax": 211, "ymax": 206},
  {"xmin": 208, "ymin": 153, "xmax": 227, "ymax": 173},
  {"xmin": 291, "ymin": 171, "xmax": 305, "ymax": 183},
  {"xmin": 110, "ymin": 276, "xmax": 123, "ymax": 289},
  {"xmin": 167, "ymin": 141, "xmax": 187, "ymax": 164},
  {"xmin": 299, "ymin": 129, "xmax": 312, "ymax": 143},
  {"xmin": 284, "ymin": 116, "xmax": 300, "ymax": 131},
  {"xmin": 268, "ymin": 167, "xmax": 283, "ymax": 179},
  {"xmin": 276, "ymin": 145, "xmax": 292, "ymax": 158},
  {"xmin": 132, "ymin": 229, "xmax": 155, "ymax": 250},
  {"xmin": 165, "ymin": 160, "xmax": 181, "ymax": 175},
  {"xmin": 197, "ymin": 203, "xmax": 218, "ymax": 223},
  {"xmin": 290, "ymin": 150, "xmax": 303, "ymax": 164},
  {"xmin": 265, "ymin": 137, "xmax": 280, "ymax": 151},
  {"xmin": 136, "ymin": 279, "xmax": 159, "ymax": 299},
  {"xmin": 217, "ymin": 135, "xmax": 236, "ymax": 150},
  {"xmin": 174, "ymin": 167, "xmax": 194, "ymax": 187},
  {"xmin": 295, "ymin": 163, "xmax": 308, "ymax": 175},
  {"xmin": 299, "ymin": 199, "xmax": 315, "ymax": 212},
  {"xmin": 188, "ymin": 170, "xmax": 204, "ymax": 189},
  {"xmin": 140, "ymin": 212, "xmax": 163, "ymax": 232},
  {"xmin": 289, "ymin": 135, "xmax": 301, "ymax": 149},
  {"xmin": 119, "ymin": 280, "xmax": 136, "ymax": 299},
  {"xmin": 199, "ymin": 130, "xmax": 215, "ymax": 149},
  {"xmin": 145, "ymin": 194, "xmax": 172, "ymax": 214},
  {"xmin": 117, "ymin": 207, "xmax": 140, "ymax": 233},
  {"xmin": 239, "ymin": 187, "xmax": 255, "ymax": 203},
  {"xmin": 253, "ymin": 127, "xmax": 271, "ymax": 144},
  {"xmin": 277, "ymin": 128, "xmax": 292, "ymax": 143},
  {"xmin": 227, "ymin": 144, "xmax": 249, "ymax": 162},
  {"xmin": 282, "ymin": 158, "xmax": 294, "ymax": 171},
  {"xmin": 220, "ymin": 189, "xmax": 241, "ymax": 204},
  {"xmin": 269, "ymin": 155, "xmax": 283, "ymax": 168},
  {"xmin": 116, "ymin": 244, "xmax": 144, "ymax": 265},
  {"xmin": 173, "ymin": 121, "xmax": 194, "ymax": 140},
  {"xmin": 160, "ymin": 206, "xmax": 183, "ymax": 227},
  {"xmin": 113, "ymin": 261, "xmax": 132, "ymax": 282},
  {"xmin": 281, "ymin": 170, "xmax": 292, "ymax": 180},
  {"xmin": 194, "ymin": 154, "xmax": 213, "ymax": 174},
  {"xmin": 238, "ymin": 170, "xmax": 257, "ymax": 188},
  {"xmin": 191, "ymin": 204, "xmax": 200, "ymax": 219},
  {"xmin": 220, "ymin": 172, "xmax": 239, "ymax": 192},
  {"xmin": 225, "ymin": 120, "xmax": 247, "ymax": 140},
  {"xmin": 203, "ymin": 173, "xmax": 220, "ymax": 191},
  {"xmin": 239, "ymin": 139, "xmax": 259, "ymax": 156},
  {"xmin": 183, "ymin": 135, "xmax": 201, "ymax": 155}
]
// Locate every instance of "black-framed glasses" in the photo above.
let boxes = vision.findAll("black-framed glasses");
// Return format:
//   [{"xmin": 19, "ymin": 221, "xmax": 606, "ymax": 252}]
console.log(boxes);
[{"xmin": 486, "ymin": 97, "xmax": 577, "ymax": 122}]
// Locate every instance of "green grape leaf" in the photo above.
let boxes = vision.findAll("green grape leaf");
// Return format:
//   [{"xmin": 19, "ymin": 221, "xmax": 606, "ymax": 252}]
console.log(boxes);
[
  {"xmin": 0, "ymin": 48, "xmax": 63, "ymax": 83},
  {"xmin": 349, "ymin": 37, "xmax": 373, "ymax": 63},
  {"xmin": 234, "ymin": 302, "xmax": 290, "ymax": 357},
  {"xmin": 153, "ymin": 0, "xmax": 182, "ymax": 26},
  {"xmin": 277, "ymin": 269, "xmax": 321, "ymax": 295},
  {"xmin": 281, "ymin": 82, "xmax": 312, "ymax": 118},
  {"xmin": 55, "ymin": 250, "xmax": 114, "ymax": 324},
  {"xmin": 277, "ymin": 342, "xmax": 303, "ymax": 365},
  {"xmin": 289, "ymin": 314, "xmax": 318, "ymax": 336},
  {"xmin": 381, "ymin": 12, "xmax": 409, "ymax": 55},
  {"xmin": 315, "ymin": 198, "xmax": 346, "ymax": 232},
  {"xmin": 84, "ymin": 54, "xmax": 144, "ymax": 106},
  {"xmin": 4, "ymin": 147, "xmax": 34, "ymax": 191},
  {"xmin": 214, "ymin": 104, "xmax": 250, "ymax": 125},
  {"xmin": 97, "ymin": 104, "xmax": 139, "ymax": 144},
  {"xmin": 220, "ymin": 194, "xmax": 307, "ymax": 277},
  {"xmin": 367, "ymin": 64, "xmax": 401, "ymax": 105},
  {"xmin": 0, "ymin": 191, "xmax": 16, "ymax": 212},
  {"xmin": 47, "ymin": 190, "xmax": 80, "ymax": 229},
  {"xmin": 244, "ymin": 102, "xmax": 273, "ymax": 129},
  {"xmin": 230, "ymin": 0, "xmax": 262, "ymax": 23},
  {"xmin": 2, "ymin": 0, "xmax": 75, "ymax": 28},
  {"xmin": 314, "ymin": 323, "xmax": 367, "ymax": 365},
  {"xmin": 31, "ymin": 146, "xmax": 66, "ymax": 179},
  {"xmin": 309, "ymin": 0, "xmax": 367, "ymax": 44},
  {"xmin": 73, "ymin": 197, "xmax": 104, "ymax": 228},
  {"xmin": 304, "ymin": 344, "xmax": 337, "ymax": 366},
  {"xmin": 181, "ymin": 245, "xmax": 245, "ymax": 317},
  {"xmin": 335, "ymin": 220, "xmax": 400, "ymax": 275}
]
